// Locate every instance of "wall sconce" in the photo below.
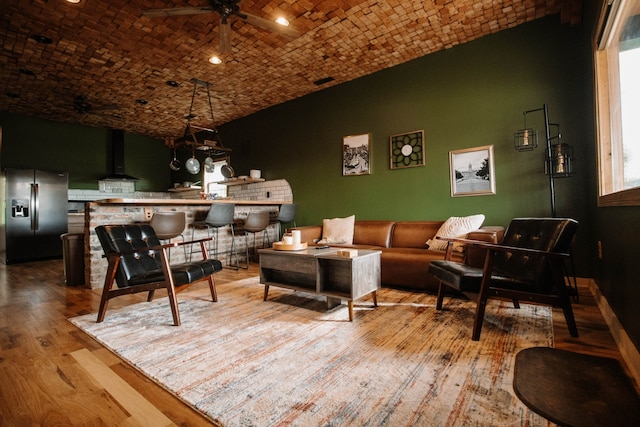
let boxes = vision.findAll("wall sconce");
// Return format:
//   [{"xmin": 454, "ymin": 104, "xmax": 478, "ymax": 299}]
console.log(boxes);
[{"xmin": 514, "ymin": 104, "xmax": 575, "ymax": 216}]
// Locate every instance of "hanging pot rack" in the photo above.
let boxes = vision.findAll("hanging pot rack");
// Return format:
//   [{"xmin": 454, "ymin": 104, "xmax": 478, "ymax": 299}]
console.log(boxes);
[{"xmin": 170, "ymin": 78, "xmax": 231, "ymax": 158}]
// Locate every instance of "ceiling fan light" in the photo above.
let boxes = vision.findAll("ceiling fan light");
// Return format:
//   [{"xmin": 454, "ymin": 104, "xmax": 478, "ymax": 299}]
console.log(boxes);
[{"xmin": 275, "ymin": 17, "xmax": 290, "ymax": 27}]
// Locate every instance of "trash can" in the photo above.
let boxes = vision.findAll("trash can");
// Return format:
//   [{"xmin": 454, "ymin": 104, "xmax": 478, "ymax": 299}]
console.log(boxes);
[{"xmin": 61, "ymin": 233, "xmax": 85, "ymax": 286}]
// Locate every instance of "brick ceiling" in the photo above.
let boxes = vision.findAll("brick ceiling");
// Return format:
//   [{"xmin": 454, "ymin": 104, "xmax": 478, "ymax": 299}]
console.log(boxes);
[{"xmin": 1, "ymin": 0, "xmax": 582, "ymax": 140}]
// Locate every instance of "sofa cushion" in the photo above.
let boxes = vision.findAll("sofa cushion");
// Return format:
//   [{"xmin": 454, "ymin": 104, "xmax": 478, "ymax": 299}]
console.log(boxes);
[
  {"xmin": 426, "ymin": 214, "xmax": 485, "ymax": 251},
  {"xmin": 318, "ymin": 215, "xmax": 355, "ymax": 245},
  {"xmin": 353, "ymin": 220, "xmax": 395, "ymax": 248},
  {"xmin": 381, "ymin": 247, "xmax": 464, "ymax": 291},
  {"xmin": 391, "ymin": 221, "xmax": 444, "ymax": 249}
]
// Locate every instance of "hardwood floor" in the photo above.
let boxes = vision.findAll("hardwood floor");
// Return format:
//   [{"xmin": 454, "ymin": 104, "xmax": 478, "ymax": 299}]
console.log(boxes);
[{"xmin": 0, "ymin": 259, "xmax": 628, "ymax": 426}]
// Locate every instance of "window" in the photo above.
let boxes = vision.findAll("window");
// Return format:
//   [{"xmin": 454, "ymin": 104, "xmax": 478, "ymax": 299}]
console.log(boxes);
[
  {"xmin": 595, "ymin": 0, "xmax": 640, "ymax": 206},
  {"xmin": 203, "ymin": 159, "xmax": 228, "ymax": 198}
]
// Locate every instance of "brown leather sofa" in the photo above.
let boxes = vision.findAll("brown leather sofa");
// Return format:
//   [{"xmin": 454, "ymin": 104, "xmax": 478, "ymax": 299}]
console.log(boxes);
[{"xmin": 292, "ymin": 220, "xmax": 505, "ymax": 292}]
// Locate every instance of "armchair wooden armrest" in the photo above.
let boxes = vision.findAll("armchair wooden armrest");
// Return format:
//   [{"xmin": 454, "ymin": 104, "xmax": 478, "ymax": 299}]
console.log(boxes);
[{"xmin": 436, "ymin": 236, "xmax": 570, "ymax": 261}]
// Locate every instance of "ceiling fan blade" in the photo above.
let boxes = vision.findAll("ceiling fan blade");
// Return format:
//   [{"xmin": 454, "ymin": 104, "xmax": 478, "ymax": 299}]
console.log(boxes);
[
  {"xmin": 241, "ymin": 12, "xmax": 301, "ymax": 40},
  {"xmin": 219, "ymin": 17, "xmax": 232, "ymax": 54},
  {"xmin": 142, "ymin": 7, "xmax": 214, "ymax": 18}
]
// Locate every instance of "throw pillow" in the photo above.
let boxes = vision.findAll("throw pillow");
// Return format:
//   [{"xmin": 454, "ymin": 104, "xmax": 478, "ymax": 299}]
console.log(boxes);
[
  {"xmin": 318, "ymin": 215, "xmax": 356, "ymax": 245},
  {"xmin": 426, "ymin": 214, "xmax": 485, "ymax": 251}
]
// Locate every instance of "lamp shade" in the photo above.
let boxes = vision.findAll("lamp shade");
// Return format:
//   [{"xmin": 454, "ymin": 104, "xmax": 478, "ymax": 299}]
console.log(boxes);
[
  {"xmin": 545, "ymin": 143, "xmax": 574, "ymax": 177},
  {"xmin": 514, "ymin": 128, "xmax": 538, "ymax": 151}
]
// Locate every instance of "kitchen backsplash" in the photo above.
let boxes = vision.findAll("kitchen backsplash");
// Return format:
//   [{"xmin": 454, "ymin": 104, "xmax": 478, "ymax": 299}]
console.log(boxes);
[{"xmin": 227, "ymin": 179, "xmax": 292, "ymax": 201}]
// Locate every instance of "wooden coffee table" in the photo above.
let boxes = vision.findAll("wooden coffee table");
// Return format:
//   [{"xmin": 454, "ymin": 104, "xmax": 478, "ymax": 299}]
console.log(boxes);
[{"xmin": 258, "ymin": 247, "xmax": 381, "ymax": 321}]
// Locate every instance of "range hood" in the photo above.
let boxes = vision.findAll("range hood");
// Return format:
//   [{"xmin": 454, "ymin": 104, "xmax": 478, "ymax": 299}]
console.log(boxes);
[{"xmin": 101, "ymin": 129, "xmax": 139, "ymax": 181}]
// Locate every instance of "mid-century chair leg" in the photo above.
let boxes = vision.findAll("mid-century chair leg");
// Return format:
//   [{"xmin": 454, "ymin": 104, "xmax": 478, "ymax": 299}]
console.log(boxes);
[
  {"xmin": 552, "ymin": 262, "xmax": 579, "ymax": 337},
  {"xmin": 471, "ymin": 251, "xmax": 496, "ymax": 341},
  {"xmin": 436, "ymin": 282, "xmax": 446, "ymax": 310},
  {"xmin": 97, "ymin": 256, "xmax": 120, "ymax": 323},
  {"xmin": 159, "ymin": 248, "xmax": 181, "ymax": 326},
  {"xmin": 472, "ymin": 295, "xmax": 488, "ymax": 341},
  {"xmin": 199, "ymin": 240, "xmax": 218, "ymax": 302}
]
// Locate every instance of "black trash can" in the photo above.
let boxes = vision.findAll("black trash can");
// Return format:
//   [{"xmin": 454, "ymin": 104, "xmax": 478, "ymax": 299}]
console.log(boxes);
[{"xmin": 61, "ymin": 233, "xmax": 85, "ymax": 286}]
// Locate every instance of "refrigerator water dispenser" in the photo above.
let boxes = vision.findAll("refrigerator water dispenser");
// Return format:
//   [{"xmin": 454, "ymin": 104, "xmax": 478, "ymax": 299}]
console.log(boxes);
[{"xmin": 11, "ymin": 199, "xmax": 29, "ymax": 217}]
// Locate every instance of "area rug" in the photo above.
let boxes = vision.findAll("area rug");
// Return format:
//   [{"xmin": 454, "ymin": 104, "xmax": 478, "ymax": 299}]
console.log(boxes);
[{"xmin": 70, "ymin": 277, "xmax": 554, "ymax": 426}]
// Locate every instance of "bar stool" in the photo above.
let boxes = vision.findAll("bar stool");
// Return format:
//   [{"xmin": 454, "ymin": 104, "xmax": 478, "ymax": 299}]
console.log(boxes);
[
  {"xmin": 273, "ymin": 203, "xmax": 297, "ymax": 240},
  {"xmin": 149, "ymin": 212, "xmax": 186, "ymax": 261},
  {"xmin": 237, "ymin": 210, "xmax": 271, "ymax": 265},
  {"xmin": 192, "ymin": 203, "xmax": 239, "ymax": 268}
]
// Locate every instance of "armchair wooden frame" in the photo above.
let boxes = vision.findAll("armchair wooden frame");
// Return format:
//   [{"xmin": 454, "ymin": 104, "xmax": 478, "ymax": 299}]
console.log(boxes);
[
  {"xmin": 98, "ymin": 237, "xmax": 216, "ymax": 326},
  {"xmin": 435, "ymin": 236, "xmax": 578, "ymax": 341}
]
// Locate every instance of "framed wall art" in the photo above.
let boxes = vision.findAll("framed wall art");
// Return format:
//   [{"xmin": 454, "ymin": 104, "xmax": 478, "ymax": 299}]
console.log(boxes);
[
  {"xmin": 390, "ymin": 130, "xmax": 425, "ymax": 169},
  {"xmin": 343, "ymin": 133, "xmax": 371, "ymax": 176},
  {"xmin": 449, "ymin": 145, "xmax": 496, "ymax": 197}
]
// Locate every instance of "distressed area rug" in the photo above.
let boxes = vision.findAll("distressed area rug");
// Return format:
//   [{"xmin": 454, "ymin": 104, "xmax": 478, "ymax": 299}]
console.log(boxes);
[{"xmin": 70, "ymin": 277, "xmax": 554, "ymax": 426}]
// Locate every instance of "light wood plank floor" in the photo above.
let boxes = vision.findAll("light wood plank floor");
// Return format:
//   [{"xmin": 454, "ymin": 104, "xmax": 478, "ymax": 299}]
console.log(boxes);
[{"xmin": 0, "ymin": 259, "xmax": 626, "ymax": 426}]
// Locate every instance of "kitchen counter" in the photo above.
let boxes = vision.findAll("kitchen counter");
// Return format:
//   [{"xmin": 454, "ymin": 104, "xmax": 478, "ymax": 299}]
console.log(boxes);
[{"xmin": 95, "ymin": 198, "xmax": 290, "ymax": 205}]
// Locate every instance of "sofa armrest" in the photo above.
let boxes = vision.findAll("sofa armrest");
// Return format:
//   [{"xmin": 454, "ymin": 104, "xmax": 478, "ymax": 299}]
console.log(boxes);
[
  {"xmin": 290, "ymin": 226, "xmax": 322, "ymax": 244},
  {"xmin": 464, "ymin": 226, "xmax": 505, "ymax": 268}
]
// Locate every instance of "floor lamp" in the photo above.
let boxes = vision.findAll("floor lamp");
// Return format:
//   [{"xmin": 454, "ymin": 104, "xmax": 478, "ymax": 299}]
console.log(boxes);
[
  {"xmin": 514, "ymin": 103, "xmax": 574, "ymax": 217},
  {"xmin": 514, "ymin": 104, "xmax": 578, "ymax": 300}
]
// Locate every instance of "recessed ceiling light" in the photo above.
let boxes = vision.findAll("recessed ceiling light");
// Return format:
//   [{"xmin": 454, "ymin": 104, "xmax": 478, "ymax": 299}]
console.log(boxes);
[
  {"xmin": 166, "ymin": 80, "xmax": 180, "ymax": 87},
  {"xmin": 313, "ymin": 76, "xmax": 335, "ymax": 86},
  {"xmin": 275, "ymin": 17, "xmax": 290, "ymax": 27},
  {"xmin": 209, "ymin": 56, "xmax": 222, "ymax": 65},
  {"xmin": 66, "ymin": 0, "xmax": 81, "ymax": 4},
  {"xmin": 19, "ymin": 68, "xmax": 35, "ymax": 76},
  {"xmin": 30, "ymin": 34, "xmax": 53, "ymax": 44},
  {"xmin": 136, "ymin": 99, "xmax": 148, "ymax": 105}
]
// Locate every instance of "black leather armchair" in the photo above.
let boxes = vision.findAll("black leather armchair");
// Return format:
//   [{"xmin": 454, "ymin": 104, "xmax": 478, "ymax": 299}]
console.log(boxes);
[
  {"xmin": 95, "ymin": 224, "xmax": 223, "ymax": 326},
  {"xmin": 427, "ymin": 218, "xmax": 579, "ymax": 340}
]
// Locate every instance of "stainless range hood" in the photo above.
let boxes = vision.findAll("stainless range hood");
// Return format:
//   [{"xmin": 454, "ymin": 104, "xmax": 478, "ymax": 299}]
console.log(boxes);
[{"xmin": 101, "ymin": 129, "xmax": 139, "ymax": 181}]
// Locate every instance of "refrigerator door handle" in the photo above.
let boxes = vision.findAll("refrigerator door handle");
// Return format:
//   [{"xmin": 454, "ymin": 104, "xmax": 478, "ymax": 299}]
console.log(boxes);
[{"xmin": 31, "ymin": 183, "xmax": 39, "ymax": 231}]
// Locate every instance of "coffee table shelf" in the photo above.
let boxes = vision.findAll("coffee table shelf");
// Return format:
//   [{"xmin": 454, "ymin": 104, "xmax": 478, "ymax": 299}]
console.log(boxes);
[{"xmin": 259, "ymin": 247, "xmax": 381, "ymax": 320}]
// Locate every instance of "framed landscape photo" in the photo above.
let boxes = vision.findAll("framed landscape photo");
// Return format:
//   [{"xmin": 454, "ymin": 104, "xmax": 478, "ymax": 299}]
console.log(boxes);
[
  {"xmin": 390, "ymin": 130, "xmax": 425, "ymax": 169},
  {"xmin": 449, "ymin": 145, "xmax": 496, "ymax": 197},
  {"xmin": 343, "ymin": 133, "xmax": 371, "ymax": 176}
]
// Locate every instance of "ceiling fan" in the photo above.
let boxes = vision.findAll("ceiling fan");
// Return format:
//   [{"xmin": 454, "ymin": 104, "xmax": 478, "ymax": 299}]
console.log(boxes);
[
  {"xmin": 142, "ymin": 0, "xmax": 300, "ymax": 54},
  {"xmin": 72, "ymin": 95, "xmax": 124, "ymax": 122},
  {"xmin": 72, "ymin": 95, "xmax": 120, "ymax": 114}
]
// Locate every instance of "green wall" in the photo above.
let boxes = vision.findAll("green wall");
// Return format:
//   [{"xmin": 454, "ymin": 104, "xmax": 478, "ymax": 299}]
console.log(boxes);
[
  {"xmin": 0, "ymin": 113, "xmax": 171, "ymax": 192},
  {"xmin": 220, "ymin": 15, "xmax": 595, "ymax": 276}
]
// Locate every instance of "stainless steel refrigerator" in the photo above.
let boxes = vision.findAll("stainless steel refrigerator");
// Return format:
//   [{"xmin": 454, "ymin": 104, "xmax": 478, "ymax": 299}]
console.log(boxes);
[{"xmin": 0, "ymin": 169, "xmax": 69, "ymax": 264}]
